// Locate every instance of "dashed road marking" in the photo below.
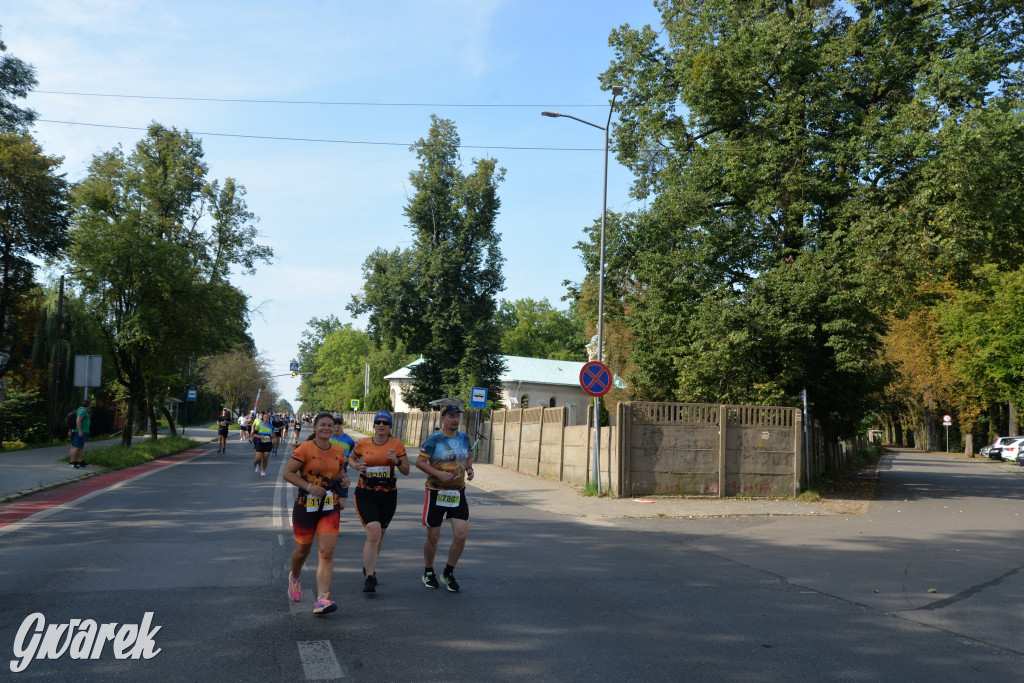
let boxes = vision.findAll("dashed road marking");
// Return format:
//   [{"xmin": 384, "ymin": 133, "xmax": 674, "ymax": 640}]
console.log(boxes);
[{"xmin": 297, "ymin": 640, "xmax": 345, "ymax": 679}]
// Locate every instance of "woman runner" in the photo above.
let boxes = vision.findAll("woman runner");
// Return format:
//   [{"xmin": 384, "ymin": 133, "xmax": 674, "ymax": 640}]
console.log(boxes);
[
  {"xmin": 349, "ymin": 410, "xmax": 409, "ymax": 593},
  {"xmin": 282, "ymin": 412, "xmax": 351, "ymax": 614}
]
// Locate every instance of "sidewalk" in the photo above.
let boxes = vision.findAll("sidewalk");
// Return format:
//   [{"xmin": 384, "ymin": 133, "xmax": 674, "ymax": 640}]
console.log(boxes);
[
  {"xmin": 469, "ymin": 462, "xmax": 863, "ymax": 519},
  {"xmin": 0, "ymin": 428, "xmax": 216, "ymax": 503}
]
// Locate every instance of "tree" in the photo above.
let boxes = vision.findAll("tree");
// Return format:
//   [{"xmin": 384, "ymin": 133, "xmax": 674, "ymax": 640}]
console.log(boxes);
[
  {"xmin": 0, "ymin": 28, "xmax": 38, "ymax": 134},
  {"xmin": 200, "ymin": 347, "xmax": 272, "ymax": 417},
  {"xmin": 0, "ymin": 134, "xmax": 68, "ymax": 382},
  {"xmin": 495, "ymin": 298, "xmax": 587, "ymax": 361},
  {"xmin": 308, "ymin": 324, "xmax": 371, "ymax": 411},
  {"xmin": 69, "ymin": 123, "xmax": 271, "ymax": 444},
  {"xmin": 350, "ymin": 116, "xmax": 506, "ymax": 409},
  {"xmin": 595, "ymin": 0, "xmax": 1023, "ymax": 436},
  {"xmin": 295, "ymin": 315, "xmax": 343, "ymax": 411}
]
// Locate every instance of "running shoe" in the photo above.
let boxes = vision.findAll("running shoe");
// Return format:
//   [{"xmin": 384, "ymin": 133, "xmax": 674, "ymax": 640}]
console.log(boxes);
[
  {"xmin": 254, "ymin": 463, "xmax": 260, "ymax": 474},
  {"xmin": 288, "ymin": 572, "xmax": 302, "ymax": 601},
  {"xmin": 260, "ymin": 470, "xmax": 266, "ymax": 477},
  {"xmin": 362, "ymin": 567, "xmax": 379, "ymax": 586},
  {"xmin": 422, "ymin": 570, "xmax": 440, "ymax": 589},
  {"xmin": 313, "ymin": 594, "xmax": 336, "ymax": 615},
  {"xmin": 363, "ymin": 575, "xmax": 376, "ymax": 593},
  {"xmin": 441, "ymin": 572, "xmax": 460, "ymax": 593}
]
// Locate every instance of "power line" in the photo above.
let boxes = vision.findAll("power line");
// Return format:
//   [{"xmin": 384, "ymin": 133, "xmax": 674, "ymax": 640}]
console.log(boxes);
[
  {"xmin": 34, "ymin": 90, "xmax": 608, "ymax": 108},
  {"xmin": 35, "ymin": 119, "xmax": 604, "ymax": 151}
]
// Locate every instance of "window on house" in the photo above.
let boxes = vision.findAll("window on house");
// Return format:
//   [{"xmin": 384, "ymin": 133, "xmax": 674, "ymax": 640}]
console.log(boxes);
[
  {"xmin": 549, "ymin": 397, "xmax": 556, "ymax": 407},
  {"xmin": 521, "ymin": 394, "xmax": 529, "ymax": 408}
]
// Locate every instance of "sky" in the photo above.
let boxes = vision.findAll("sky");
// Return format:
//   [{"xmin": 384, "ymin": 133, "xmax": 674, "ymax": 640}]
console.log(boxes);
[{"xmin": 5, "ymin": 0, "xmax": 664, "ymax": 406}]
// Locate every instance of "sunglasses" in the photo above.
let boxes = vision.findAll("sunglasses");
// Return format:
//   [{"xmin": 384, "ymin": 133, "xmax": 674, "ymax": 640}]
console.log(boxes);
[{"xmin": 374, "ymin": 420, "xmax": 391, "ymax": 426}]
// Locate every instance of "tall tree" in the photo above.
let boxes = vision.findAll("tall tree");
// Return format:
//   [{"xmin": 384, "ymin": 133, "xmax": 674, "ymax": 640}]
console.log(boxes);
[
  {"xmin": 596, "ymin": 0, "xmax": 1023, "ymax": 436},
  {"xmin": 0, "ymin": 134, "xmax": 68, "ymax": 381},
  {"xmin": 69, "ymin": 123, "xmax": 271, "ymax": 444},
  {"xmin": 350, "ymin": 116, "xmax": 506, "ymax": 409}
]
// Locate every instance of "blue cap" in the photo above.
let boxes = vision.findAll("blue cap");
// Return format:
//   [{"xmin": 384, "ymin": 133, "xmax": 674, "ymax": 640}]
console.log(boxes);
[
  {"xmin": 441, "ymin": 405, "xmax": 462, "ymax": 416},
  {"xmin": 374, "ymin": 410, "xmax": 392, "ymax": 424}
]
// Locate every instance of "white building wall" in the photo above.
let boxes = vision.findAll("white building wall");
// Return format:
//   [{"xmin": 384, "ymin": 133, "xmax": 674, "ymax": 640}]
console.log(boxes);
[{"xmin": 389, "ymin": 379, "xmax": 590, "ymax": 419}]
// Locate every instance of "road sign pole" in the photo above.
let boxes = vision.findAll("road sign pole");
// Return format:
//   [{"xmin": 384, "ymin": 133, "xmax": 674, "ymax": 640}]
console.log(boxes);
[{"xmin": 579, "ymin": 361, "xmax": 612, "ymax": 496}]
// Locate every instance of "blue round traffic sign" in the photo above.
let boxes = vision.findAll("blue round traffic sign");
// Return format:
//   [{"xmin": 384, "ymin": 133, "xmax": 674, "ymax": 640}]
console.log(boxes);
[{"xmin": 579, "ymin": 361, "xmax": 612, "ymax": 397}]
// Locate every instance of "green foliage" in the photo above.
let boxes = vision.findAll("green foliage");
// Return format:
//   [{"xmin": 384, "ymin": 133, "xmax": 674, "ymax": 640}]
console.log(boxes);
[
  {"xmin": 364, "ymin": 384, "xmax": 392, "ymax": 413},
  {"xmin": 0, "ymin": 386, "xmax": 46, "ymax": 442},
  {"xmin": 68, "ymin": 123, "xmax": 272, "ymax": 443},
  {"xmin": 496, "ymin": 298, "xmax": 587, "ymax": 361},
  {"xmin": 590, "ymin": 0, "xmax": 1024, "ymax": 436},
  {"xmin": 295, "ymin": 315, "xmax": 343, "ymax": 408},
  {"xmin": 0, "ymin": 133, "xmax": 68, "ymax": 379},
  {"xmin": 350, "ymin": 116, "xmax": 506, "ymax": 409},
  {"xmin": 308, "ymin": 324, "xmax": 371, "ymax": 411},
  {"xmin": 939, "ymin": 266, "xmax": 1024, "ymax": 407},
  {"xmin": 0, "ymin": 29, "xmax": 38, "ymax": 134}
]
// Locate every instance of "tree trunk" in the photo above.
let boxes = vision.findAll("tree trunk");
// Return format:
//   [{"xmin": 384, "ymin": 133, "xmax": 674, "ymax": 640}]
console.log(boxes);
[
  {"xmin": 923, "ymin": 404, "xmax": 938, "ymax": 451},
  {"xmin": 147, "ymin": 402, "xmax": 160, "ymax": 440},
  {"xmin": 893, "ymin": 419, "xmax": 904, "ymax": 447},
  {"xmin": 121, "ymin": 401, "xmax": 134, "ymax": 447},
  {"xmin": 160, "ymin": 404, "xmax": 177, "ymax": 437},
  {"xmin": 964, "ymin": 432, "xmax": 974, "ymax": 457},
  {"xmin": 1010, "ymin": 401, "xmax": 1019, "ymax": 436}
]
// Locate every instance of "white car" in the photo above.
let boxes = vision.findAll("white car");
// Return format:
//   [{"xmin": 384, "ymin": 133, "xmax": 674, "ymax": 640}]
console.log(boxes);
[
  {"xmin": 1000, "ymin": 437, "xmax": 1024, "ymax": 462},
  {"xmin": 988, "ymin": 436, "xmax": 1024, "ymax": 460}
]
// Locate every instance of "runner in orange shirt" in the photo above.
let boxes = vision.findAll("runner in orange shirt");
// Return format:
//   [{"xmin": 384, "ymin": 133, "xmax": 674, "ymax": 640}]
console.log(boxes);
[
  {"xmin": 349, "ymin": 410, "xmax": 409, "ymax": 593},
  {"xmin": 282, "ymin": 412, "xmax": 351, "ymax": 615}
]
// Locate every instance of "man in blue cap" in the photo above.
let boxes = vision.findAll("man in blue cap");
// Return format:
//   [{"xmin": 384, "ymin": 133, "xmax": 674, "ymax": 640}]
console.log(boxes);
[{"xmin": 416, "ymin": 404, "xmax": 474, "ymax": 592}]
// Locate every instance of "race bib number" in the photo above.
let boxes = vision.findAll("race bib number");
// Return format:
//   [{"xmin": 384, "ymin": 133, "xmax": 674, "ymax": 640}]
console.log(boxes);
[
  {"xmin": 306, "ymin": 490, "xmax": 335, "ymax": 512},
  {"xmin": 366, "ymin": 465, "xmax": 390, "ymax": 480},
  {"xmin": 436, "ymin": 490, "xmax": 461, "ymax": 507},
  {"xmin": 260, "ymin": 434, "xmax": 271, "ymax": 443}
]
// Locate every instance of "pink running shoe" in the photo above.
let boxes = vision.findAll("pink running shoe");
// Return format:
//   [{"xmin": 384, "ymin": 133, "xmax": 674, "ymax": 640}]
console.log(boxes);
[
  {"xmin": 313, "ymin": 593, "xmax": 337, "ymax": 615},
  {"xmin": 288, "ymin": 572, "xmax": 301, "ymax": 602}
]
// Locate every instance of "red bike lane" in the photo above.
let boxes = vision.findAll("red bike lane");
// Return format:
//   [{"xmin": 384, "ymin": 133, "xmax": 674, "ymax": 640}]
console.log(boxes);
[{"xmin": 0, "ymin": 447, "xmax": 209, "ymax": 531}]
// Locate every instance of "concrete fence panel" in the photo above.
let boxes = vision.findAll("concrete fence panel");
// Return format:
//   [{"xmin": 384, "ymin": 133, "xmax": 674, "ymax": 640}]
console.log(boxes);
[
  {"xmin": 539, "ymin": 407, "xmax": 566, "ymax": 480},
  {"xmin": 518, "ymin": 407, "xmax": 545, "ymax": 475}
]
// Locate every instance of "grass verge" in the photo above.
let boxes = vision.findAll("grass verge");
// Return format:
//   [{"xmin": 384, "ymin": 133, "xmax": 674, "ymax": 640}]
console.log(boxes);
[{"xmin": 83, "ymin": 436, "xmax": 202, "ymax": 470}]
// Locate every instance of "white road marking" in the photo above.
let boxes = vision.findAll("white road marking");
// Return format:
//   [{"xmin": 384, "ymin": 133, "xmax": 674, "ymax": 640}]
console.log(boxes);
[
  {"xmin": 298, "ymin": 640, "xmax": 345, "ymax": 679},
  {"xmin": 273, "ymin": 456, "xmax": 287, "ymax": 529}
]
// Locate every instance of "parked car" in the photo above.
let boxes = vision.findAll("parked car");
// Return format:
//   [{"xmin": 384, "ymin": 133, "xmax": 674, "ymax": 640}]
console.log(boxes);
[
  {"xmin": 1000, "ymin": 437, "xmax": 1024, "ymax": 462},
  {"xmin": 989, "ymin": 436, "xmax": 1024, "ymax": 461},
  {"xmin": 980, "ymin": 445, "xmax": 992, "ymax": 458},
  {"xmin": 1017, "ymin": 449, "xmax": 1024, "ymax": 466}
]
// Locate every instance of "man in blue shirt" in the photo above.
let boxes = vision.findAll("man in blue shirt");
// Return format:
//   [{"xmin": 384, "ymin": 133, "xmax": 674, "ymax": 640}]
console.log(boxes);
[{"xmin": 416, "ymin": 405, "xmax": 475, "ymax": 592}]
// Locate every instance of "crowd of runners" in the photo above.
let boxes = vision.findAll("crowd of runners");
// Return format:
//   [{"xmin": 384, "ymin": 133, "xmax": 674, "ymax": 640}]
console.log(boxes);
[{"xmin": 222, "ymin": 404, "xmax": 475, "ymax": 616}]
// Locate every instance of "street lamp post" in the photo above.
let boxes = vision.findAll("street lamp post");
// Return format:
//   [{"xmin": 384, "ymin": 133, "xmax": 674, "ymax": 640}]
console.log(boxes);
[{"xmin": 542, "ymin": 85, "xmax": 623, "ymax": 496}]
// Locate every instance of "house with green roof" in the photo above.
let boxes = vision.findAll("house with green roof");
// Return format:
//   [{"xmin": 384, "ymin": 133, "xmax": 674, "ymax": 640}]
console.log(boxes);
[{"xmin": 384, "ymin": 355, "xmax": 624, "ymax": 421}]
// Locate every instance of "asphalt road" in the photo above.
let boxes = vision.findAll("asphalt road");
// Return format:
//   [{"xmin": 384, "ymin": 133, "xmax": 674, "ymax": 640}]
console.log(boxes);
[{"xmin": 1, "ymin": 434, "xmax": 1022, "ymax": 681}]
